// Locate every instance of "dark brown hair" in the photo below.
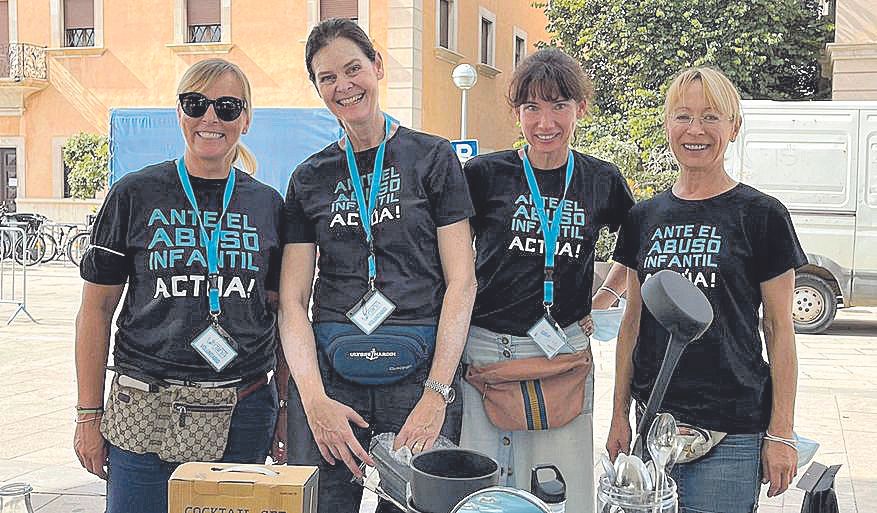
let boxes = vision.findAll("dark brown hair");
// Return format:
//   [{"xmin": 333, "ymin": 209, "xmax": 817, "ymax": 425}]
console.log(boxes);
[
  {"xmin": 508, "ymin": 48, "xmax": 593, "ymax": 108},
  {"xmin": 305, "ymin": 18, "xmax": 377, "ymax": 85}
]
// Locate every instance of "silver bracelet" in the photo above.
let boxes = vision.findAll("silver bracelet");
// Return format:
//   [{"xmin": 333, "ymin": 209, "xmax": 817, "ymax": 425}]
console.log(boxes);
[{"xmin": 764, "ymin": 432, "xmax": 798, "ymax": 451}]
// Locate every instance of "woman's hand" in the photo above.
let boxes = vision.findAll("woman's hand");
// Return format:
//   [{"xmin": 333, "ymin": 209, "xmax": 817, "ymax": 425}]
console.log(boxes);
[
  {"xmin": 271, "ymin": 409, "xmax": 288, "ymax": 464},
  {"xmin": 74, "ymin": 420, "xmax": 108, "ymax": 479},
  {"xmin": 394, "ymin": 393, "xmax": 447, "ymax": 454},
  {"xmin": 761, "ymin": 438, "xmax": 797, "ymax": 497},
  {"xmin": 578, "ymin": 314, "xmax": 595, "ymax": 336},
  {"xmin": 302, "ymin": 394, "xmax": 373, "ymax": 477},
  {"xmin": 606, "ymin": 413, "xmax": 632, "ymax": 462}
]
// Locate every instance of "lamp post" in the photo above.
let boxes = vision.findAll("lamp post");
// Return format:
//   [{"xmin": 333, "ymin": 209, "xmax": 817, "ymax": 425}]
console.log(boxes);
[{"xmin": 452, "ymin": 64, "xmax": 478, "ymax": 139}]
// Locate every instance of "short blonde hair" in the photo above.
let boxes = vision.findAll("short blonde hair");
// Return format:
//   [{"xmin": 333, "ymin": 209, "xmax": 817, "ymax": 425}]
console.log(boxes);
[
  {"xmin": 664, "ymin": 67, "xmax": 742, "ymax": 127},
  {"xmin": 177, "ymin": 59, "xmax": 257, "ymax": 174}
]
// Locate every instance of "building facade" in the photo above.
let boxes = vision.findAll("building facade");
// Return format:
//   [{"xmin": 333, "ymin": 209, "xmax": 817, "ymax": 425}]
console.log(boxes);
[
  {"xmin": 825, "ymin": 0, "xmax": 877, "ymax": 100},
  {"xmin": 0, "ymin": 0, "xmax": 549, "ymax": 221}
]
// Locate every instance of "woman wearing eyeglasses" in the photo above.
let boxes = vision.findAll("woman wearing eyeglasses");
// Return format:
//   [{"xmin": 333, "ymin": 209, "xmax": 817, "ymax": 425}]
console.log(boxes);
[
  {"xmin": 73, "ymin": 59, "xmax": 285, "ymax": 513},
  {"xmin": 280, "ymin": 18, "xmax": 475, "ymax": 513},
  {"xmin": 607, "ymin": 67, "xmax": 805, "ymax": 513}
]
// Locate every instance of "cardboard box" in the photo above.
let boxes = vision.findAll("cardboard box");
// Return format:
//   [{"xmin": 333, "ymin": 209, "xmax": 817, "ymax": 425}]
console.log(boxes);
[{"xmin": 168, "ymin": 462, "xmax": 318, "ymax": 513}]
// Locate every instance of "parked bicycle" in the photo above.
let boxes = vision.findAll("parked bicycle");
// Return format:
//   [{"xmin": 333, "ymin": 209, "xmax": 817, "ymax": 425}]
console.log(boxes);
[{"xmin": 0, "ymin": 209, "xmax": 49, "ymax": 266}]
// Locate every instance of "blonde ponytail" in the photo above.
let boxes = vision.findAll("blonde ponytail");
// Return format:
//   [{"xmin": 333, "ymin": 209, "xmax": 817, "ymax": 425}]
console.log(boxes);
[{"xmin": 233, "ymin": 142, "xmax": 258, "ymax": 175}]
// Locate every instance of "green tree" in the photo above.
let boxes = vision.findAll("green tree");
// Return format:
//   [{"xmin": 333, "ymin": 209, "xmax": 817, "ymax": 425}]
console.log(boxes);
[
  {"xmin": 546, "ymin": 0, "xmax": 832, "ymax": 115},
  {"xmin": 539, "ymin": 0, "xmax": 832, "ymax": 259},
  {"xmin": 63, "ymin": 132, "xmax": 109, "ymax": 199}
]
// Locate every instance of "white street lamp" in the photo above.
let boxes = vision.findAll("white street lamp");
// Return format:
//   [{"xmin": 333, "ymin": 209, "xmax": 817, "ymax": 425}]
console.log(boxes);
[{"xmin": 452, "ymin": 64, "xmax": 478, "ymax": 139}]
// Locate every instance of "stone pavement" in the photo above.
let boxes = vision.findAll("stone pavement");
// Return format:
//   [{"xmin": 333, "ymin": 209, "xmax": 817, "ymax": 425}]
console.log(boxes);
[{"xmin": 0, "ymin": 264, "xmax": 875, "ymax": 512}]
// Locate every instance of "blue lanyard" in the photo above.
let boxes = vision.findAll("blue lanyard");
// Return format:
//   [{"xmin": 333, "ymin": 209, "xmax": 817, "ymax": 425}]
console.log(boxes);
[
  {"xmin": 344, "ymin": 114, "xmax": 393, "ymax": 289},
  {"xmin": 521, "ymin": 146, "xmax": 575, "ymax": 309},
  {"xmin": 176, "ymin": 158, "xmax": 236, "ymax": 319}
]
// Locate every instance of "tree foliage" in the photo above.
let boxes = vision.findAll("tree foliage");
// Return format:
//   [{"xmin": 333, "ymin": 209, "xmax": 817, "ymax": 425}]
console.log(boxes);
[
  {"xmin": 64, "ymin": 133, "xmax": 109, "ymax": 199},
  {"xmin": 546, "ymin": 0, "xmax": 832, "ymax": 115},
  {"xmin": 538, "ymin": 0, "xmax": 832, "ymax": 259}
]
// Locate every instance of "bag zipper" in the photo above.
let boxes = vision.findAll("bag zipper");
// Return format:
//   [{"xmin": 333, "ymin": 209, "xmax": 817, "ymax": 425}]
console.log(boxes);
[{"xmin": 173, "ymin": 402, "xmax": 234, "ymax": 427}]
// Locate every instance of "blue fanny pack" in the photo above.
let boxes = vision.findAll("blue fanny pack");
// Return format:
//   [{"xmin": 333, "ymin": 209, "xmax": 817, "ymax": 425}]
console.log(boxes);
[{"xmin": 314, "ymin": 322, "xmax": 437, "ymax": 385}]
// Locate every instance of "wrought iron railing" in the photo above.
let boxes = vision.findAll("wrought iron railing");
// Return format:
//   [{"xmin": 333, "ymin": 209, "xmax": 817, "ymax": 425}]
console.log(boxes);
[
  {"xmin": 0, "ymin": 43, "xmax": 48, "ymax": 81},
  {"xmin": 65, "ymin": 28, "xmax": 95, "ymax": 47},
  {"xmin": 189, "ymin": 24, "xmax": 221, "ymax": 43}
]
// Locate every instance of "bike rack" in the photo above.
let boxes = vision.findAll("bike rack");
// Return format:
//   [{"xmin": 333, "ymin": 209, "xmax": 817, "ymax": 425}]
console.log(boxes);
[{"xmin": 0, "ymin": 225, "xmax": 36, "ymax": 325}]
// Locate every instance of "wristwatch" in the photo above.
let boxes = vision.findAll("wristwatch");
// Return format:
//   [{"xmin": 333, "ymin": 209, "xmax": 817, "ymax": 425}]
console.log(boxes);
[{"xmin": 423, "ymin": 379, "xmax": 456, "ymax": 404}]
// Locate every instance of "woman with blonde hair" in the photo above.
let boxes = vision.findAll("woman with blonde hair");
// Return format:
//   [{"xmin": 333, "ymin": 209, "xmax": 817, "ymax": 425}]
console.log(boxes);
[
  {"xmin": 73, "ymin": 58, "xmax": 286, "ymax": 513},
  {"xmin": 607, "ymin": 66, "xmax": 805, "ymax": 512}
]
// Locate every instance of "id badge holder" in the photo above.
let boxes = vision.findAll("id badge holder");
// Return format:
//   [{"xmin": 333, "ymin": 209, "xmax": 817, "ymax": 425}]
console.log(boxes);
[
  {"xmin": 347, "ymin": 288, "xmax": 396, "ymax": 335},
  {"xmin": 191, "ymin": 321, "xmax": 240, "ymax": 372},
  {"xmin": 527, "ymin": 313, "xmax": 568, "ymax": 359}
]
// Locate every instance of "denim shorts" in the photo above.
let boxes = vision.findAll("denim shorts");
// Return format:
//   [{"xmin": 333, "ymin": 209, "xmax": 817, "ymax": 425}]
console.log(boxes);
[
  {"xmin": 105, "ymin": 381, "xmax": 277, "ymax": 513},
  {"xmin": 671, "ymin": 432, "xmax": 764, "ymax": 513}
]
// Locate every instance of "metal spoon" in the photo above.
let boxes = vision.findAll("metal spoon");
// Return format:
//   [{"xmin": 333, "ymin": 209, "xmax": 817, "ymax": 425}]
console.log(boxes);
[
  {"xmin": 647, "ymin": 414, "xmax": 678, "ymax": 503},
  {"xmin": 600, "ymin": 453, "xmax": 617, "ymax": 483},
  {"xmin": 613, "ymin": 453, "xmax": 629, "ymax": 487}
]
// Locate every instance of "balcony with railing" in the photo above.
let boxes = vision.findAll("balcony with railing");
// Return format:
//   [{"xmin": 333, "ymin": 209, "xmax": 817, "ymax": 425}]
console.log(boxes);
[
  {"xmin": 0, "ymin": 43, "xmax": 49, "ymax": 114},
  {"xmin": 65, "ymin": 27, "xmax": 96, "ymax": 48},
  {"xmin": 189, "ymin": 24, "xmax": 221, "ymax": 43}
]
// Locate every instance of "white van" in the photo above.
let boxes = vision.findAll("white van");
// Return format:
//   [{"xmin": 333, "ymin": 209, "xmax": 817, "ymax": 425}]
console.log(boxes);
[{"xmin": 726, "ymin": 100, "xmax": 877, "ymax": 334}]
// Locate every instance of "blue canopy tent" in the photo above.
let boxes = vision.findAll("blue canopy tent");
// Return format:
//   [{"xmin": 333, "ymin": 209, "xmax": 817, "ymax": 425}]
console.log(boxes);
[{"xmin": 108, "ymin": 108, "xmax": 343, "ymax": 193}]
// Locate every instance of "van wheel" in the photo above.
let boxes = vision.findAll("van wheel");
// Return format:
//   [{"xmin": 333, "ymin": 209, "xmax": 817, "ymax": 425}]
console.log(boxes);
[{"xmin": 793, "ymin": 274, "xmax": 837, "ymax": 334}]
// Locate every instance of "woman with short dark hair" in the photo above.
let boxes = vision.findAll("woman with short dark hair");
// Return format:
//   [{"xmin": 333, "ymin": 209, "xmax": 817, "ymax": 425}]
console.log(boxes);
[
  {"xmin": 280, "ymin": 18, "xmax": 477, "ymax": 513},
  {"xmin": 460, "ymin": 48, "xmax": 634, "ymax": 512}
]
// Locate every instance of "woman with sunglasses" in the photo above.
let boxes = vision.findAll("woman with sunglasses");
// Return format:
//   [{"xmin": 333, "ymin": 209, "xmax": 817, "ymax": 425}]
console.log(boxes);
[
  {"xmin": 280, "ymin": 18, "xmax": 476, "ymax": 513},
  {"xmin": 73, "ymin": 59, "xmax": 286, "ymax": 513},
  {"xmin": 607, "ymin": 67, "xmax": 805, "ymax": 513}
]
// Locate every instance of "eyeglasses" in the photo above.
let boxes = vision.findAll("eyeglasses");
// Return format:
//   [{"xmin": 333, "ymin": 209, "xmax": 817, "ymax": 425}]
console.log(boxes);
[
  {"xmin": 178, "ymin": 92, "xmax": 246, "ymax": 122},
  {"xmin": 670, "ymin": 113, "xmax": 733, "ymax": 126}
]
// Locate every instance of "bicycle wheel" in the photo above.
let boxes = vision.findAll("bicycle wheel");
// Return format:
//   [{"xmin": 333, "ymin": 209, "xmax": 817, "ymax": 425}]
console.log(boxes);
[
  {"xmin": 41, "ymin": 233, "xmax": 59, "ymax": 263},
  {"xmin": 67, "ymin": 231, "xmax": 91, "ymax": 267},
  {"xmin": 14, "ymin": 233, "xmax": 46, "ymax": 266}
]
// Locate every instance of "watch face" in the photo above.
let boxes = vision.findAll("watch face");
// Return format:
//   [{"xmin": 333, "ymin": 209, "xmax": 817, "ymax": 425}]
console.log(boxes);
[{"xmin": 445, "ymin": 387, "xmax": 456, "ymax": 404}]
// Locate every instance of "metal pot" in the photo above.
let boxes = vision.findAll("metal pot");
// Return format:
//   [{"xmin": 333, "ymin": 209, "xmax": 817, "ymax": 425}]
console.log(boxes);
[{"xmin": 409, "ymin": 448, "xmax": 500, "ymax": 513}]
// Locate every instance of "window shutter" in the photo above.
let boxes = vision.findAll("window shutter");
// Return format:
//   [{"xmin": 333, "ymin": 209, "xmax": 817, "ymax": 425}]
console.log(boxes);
[
  {"xmin": 187, "ymin": 0, "xmax": 221, "ymax": 26},
  {"xmin": 320, "ymin": 0, "xmax": 358, "ymax": 21},
  {"xmin": 0, "ymin": 1, "xmax": 9, "ymax": 46},
  {"xmin": 64, "ymin": 0, "xmax": 94, "ymax": 29},
  {"xmin": 439, "ymin": 0, "xmax": 450, "ymax": 49}
]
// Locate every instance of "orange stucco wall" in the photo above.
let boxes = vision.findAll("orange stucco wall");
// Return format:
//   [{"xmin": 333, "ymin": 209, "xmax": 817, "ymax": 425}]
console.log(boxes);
[
  {"xmin": 421, "ymin": 0, "xmax": 550, "ymax": 152},
  {"xmin": 12, "ymin": 0, "xmax": 544, "ymax": 199}
]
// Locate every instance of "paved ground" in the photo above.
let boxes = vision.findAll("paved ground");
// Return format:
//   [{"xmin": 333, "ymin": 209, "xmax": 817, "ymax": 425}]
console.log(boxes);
[{"xmin": 0, "ymin": 264, "xmax": 875, "ymax": 512}]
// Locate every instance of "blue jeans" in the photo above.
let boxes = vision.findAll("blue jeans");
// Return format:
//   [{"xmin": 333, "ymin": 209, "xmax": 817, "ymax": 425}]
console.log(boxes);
[
  {"xmin": 287, "ymin": 337, "xmax": 462, "ymax": 513},
  {"xmin": 670, "ymin": 432, "xmax": 764, "ymax": 513},
  {"xmin": 105, "ymin": 382, "xmax": 277, "ymax": 513}
]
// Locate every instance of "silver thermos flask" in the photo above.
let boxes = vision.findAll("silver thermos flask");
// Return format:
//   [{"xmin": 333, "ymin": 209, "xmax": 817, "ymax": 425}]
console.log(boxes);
[{"xmin": 530, "ymin": 464, "xmax": 566, "ymax": 513}]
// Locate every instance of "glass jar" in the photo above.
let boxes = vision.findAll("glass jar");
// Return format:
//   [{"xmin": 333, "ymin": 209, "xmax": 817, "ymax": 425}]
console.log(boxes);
[
  {"xmin": 0, "ymin": 483, "xmax": 35, "ymax": 513},
  {"xmin": 597, "ymin": 475, "xmax": 677, "ymax": 513}
]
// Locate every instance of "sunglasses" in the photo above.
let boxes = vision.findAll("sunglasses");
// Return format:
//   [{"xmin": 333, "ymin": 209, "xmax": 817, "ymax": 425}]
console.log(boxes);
[{"xmin": 178, "ymin": 92, "xmax": 246, "ymax": 122}]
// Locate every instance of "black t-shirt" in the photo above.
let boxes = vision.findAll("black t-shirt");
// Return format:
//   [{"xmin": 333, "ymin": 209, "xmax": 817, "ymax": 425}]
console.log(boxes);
[
  {"xmin": 81, "ymin": 161, "xmax": 284, "ymax": 381},
  {"xmin": 465, "ymin": 149, "xmax": 634, "ymax": 335},
  {"xmin": 613, "ymin": 183, "xmax": 807, "ymax": 433},
  {"xmin": 283, "ymin": 127, "xmax": 474, "ymax": 324}
]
